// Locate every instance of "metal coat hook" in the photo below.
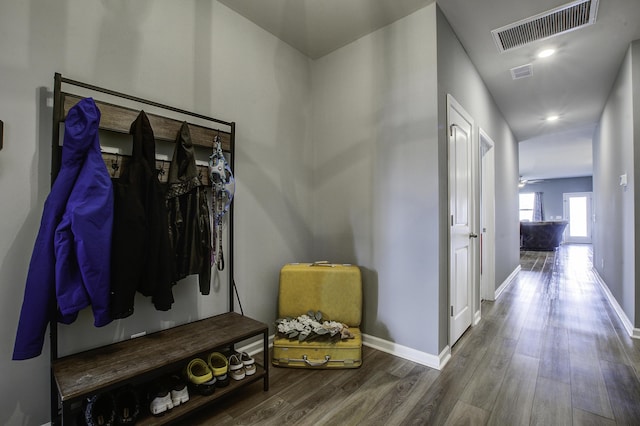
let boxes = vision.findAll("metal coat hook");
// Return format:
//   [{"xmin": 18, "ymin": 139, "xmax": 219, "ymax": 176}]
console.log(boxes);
[
  {"xmin": 212, "ymin": 130, "xmax": 220, "ymax": 155},
  {"xmin": 110, "ymin": 154, "xmax": 120, "ymax": 177}
]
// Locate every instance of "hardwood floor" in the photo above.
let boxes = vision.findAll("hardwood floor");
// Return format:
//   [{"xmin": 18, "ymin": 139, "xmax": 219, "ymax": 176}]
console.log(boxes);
[{"xmin": 187, "ymin": 245, "xmax": 640, "ymax": 425}]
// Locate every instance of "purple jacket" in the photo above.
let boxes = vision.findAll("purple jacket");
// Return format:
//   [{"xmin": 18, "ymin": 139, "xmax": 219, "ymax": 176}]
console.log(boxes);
[{"xmin": 13, "ymin": 97, "xmax": 113, "ymax": 360}]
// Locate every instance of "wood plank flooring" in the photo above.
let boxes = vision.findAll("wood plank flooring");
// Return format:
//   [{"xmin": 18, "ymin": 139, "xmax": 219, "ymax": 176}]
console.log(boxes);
[{"xmin": 186, "ymin": 245, "xmax": 640, "ymax": 425}]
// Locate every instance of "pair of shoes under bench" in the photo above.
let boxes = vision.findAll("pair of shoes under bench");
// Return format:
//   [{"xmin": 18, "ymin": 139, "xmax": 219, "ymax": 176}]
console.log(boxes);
[
  {"xmin": 241, "ymin": 351, "xmax": 257, "ymax": 376},
  {"xmin": 149, "ymin": 389, "xmax": 173, "ymax": 417},
  {"xmin": 83, "ymin": 392, "xmax": 116, "ymax": 426},
  {"xmin": 207, "ymin": 352, "xmax": 230, "ymax": 387},
  {"xmin": 228, "ymin": 354, "xmax": 246, "ymax": 380},
  {"xmin": 228, "ymin": 352, "xmax": 257, "ymax": 380},
  {"xmin": 185, "ymin": 358, "xmax": 216, "ymax": 395},
  {"xmin": 169, "ymin": 374, "xmax": 189, "ymax": 406},
  {"xmin": 149, "ymin": 375, "xmax": 189, "ymax": 416},
  {"xmin": 229, "ymin": 352, "xmax": 257, "ymax": 380},
  {"xmin": 114, "ymin": 386, "xmax": 140, "ymax": 424},
  {"xmin": 83, "ymin": 387, "xmax": 141, "ymax": 425}
]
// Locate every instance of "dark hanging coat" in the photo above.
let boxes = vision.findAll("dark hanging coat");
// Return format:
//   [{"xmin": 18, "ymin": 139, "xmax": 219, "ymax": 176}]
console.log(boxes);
[
  {"xmin": 166, "ymin": 122, "xmax": 212, "ymax": 294},
  {"xmin": 110, "ymin": 111, "xmax": 174, "ymax": 318},
  {"xmin": 13, "ymin": 98, "xmax": 113, "ymax": 360}
]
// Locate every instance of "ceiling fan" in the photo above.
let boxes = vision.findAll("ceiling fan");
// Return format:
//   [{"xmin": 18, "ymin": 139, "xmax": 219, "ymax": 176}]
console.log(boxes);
[{"xmin": 518, "ymin": 176, "xmax": 545, "ymax": 188}]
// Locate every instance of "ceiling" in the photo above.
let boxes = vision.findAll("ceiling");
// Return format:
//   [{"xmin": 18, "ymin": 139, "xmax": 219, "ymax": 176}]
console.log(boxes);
[
  {"xmin": 217, "ymin": 0, "xmax": 435, "ymax": 59},
  {"xmin": 218, "ymin": 0, "xmax": 640, "ymax": 181}
]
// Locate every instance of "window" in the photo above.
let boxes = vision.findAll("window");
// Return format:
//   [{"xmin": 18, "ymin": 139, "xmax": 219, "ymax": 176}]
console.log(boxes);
[{"xmin": 519, "ymin": 193, "xmax": 534, "ymax": 222}]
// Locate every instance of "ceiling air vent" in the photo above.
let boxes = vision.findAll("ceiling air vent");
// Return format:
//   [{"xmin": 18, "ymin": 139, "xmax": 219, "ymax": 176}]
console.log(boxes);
[
  {"xmin": 511, "ymin": 64, "xmax": 533, "ymax": 80},
  {"xmin": 491, "ymin": 0, "xmax": 599, "ymax": 53}
]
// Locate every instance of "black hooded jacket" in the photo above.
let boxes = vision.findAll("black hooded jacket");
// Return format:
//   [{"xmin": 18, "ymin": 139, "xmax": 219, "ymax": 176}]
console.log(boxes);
[{"xmin": 110, "ymin": 111, "xmax": 175, "ymax": 318}]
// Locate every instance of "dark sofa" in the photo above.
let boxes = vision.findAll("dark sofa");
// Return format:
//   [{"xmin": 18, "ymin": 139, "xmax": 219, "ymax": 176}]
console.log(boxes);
[{"xmin": 520, "ymin": 221, "xmax": 568, "ymax": 251}]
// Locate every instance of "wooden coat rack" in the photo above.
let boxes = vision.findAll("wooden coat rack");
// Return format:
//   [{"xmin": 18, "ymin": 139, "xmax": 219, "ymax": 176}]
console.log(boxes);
[{"xmin": 47, "ymin": 73, "xmax": 262, "ymax": 425}]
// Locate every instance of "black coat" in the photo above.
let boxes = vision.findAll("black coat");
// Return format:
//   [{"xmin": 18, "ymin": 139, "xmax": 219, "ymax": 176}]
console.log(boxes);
[
  {"xmin": 166, "ymin": 122, "xmax": 212, "ymax": 294},
  {"xmin": 110, "ymin": 111, "xmax": 174, "ymax": 318}
]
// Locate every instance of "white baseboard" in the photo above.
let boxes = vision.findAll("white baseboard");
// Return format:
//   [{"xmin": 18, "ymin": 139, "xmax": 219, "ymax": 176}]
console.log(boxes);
[
  {"xmin": 495, "ymin": 265, "xmax": 521, "ymax": 300},
  {"xmin": 241, "ymin": 333, "xmax": 452, "ymax": 370},
  {"xmin": 473, "ymin": 310, "xmax": 481, "ymax": 326},
  {"xmin": 236, "ymin": 335, "xmax": 274, "ymax": 356},
  {"xmin": 362, "ymin": 333, "xmax": 450, "ymax": 370},
  {"xmin": 592, "ymin": 269, "xmax": 640, "ymax": 339}
]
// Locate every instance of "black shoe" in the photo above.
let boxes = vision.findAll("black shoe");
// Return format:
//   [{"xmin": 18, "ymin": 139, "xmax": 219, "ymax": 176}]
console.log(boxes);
[
  {"xmin": 114, "ymin": 386, "xmax": 140, "ymax": 425},
  {"xmin": 215, "ymin": 372, "xmax": 230, "ymax": 388},
  {"xmin": 83, "ymin": 392, "xmax": 116, "ymax": 426},
  {"xmin": 190, "ymin": 376, "xmax": 217, "ymax": 396}
]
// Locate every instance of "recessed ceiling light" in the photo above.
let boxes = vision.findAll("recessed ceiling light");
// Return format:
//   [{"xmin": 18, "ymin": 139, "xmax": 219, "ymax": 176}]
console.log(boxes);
[
  {"xmin": 546, "ymin": 115, "xmax": 559, "ymax": 122},
  {"xmin": 538, "ymin": 48, "xmax": 556, "ymax": 58}
]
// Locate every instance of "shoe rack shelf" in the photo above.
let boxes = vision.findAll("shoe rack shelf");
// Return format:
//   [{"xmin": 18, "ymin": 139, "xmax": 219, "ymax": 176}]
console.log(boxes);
[{"xmin": 52, "ymin": 312, "xmax": 269, "ymax": 424}]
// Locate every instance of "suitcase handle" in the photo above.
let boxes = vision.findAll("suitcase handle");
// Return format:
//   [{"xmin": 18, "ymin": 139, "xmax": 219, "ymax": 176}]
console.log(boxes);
[
  {"xmin": 302, "ymin": 354, "xmax": 331, "ymax": 366},
  {"xmin": 310, "ymin": 261, "xmax": 352, "ymax": 267},
  {"xmin": 311, "ymin": 261, "xmax": 334, "ymax": 267}
]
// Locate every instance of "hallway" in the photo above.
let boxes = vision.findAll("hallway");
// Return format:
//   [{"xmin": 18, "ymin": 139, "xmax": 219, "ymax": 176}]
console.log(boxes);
[
  {"xmin": 466, "ymin": 245, "xmax": 640, "ymax": 425},
  {"xmin": 189, "ymin": 245, "xmax": 640, "ymax": 425}
]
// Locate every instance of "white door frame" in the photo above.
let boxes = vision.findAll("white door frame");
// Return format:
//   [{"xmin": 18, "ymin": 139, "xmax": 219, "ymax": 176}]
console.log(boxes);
[
  {"xmin": 447, "ymin": 94, "xmax": 479, "ymax": 345},
  {"xmin": 479, "ymin": 129, "xmax": 496, "ymax": 303}
]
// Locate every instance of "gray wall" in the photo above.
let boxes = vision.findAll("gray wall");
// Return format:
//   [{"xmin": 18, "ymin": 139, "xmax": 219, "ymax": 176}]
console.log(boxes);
[
  {"xmin": 593, "ymin": 41, "xmax": 637, "ymax": 327},
  {"xmin": 519, "ymin": 176, "xmax": 593, "ymax": 220},
  {"xmin": 437, "ymin": 6, "xmax": 521, "ymax": 348},
  {"xmin": 311, "ymin": 5, "xmax": 441, "ymax": 356},
  {"xmin": 311, "ymin": 4, "xmax": 521, "ymax": 358}
]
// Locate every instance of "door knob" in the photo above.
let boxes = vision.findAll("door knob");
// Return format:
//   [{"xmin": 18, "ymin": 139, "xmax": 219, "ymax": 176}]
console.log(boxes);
[{"xmin": 469, "ymin": 233, "xmax": 478, "ymax": 238}]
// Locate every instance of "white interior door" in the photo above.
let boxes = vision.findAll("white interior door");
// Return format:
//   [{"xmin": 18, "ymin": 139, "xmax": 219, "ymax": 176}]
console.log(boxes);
[
  {"xmin": 563, "ymin": 192, "xmax": 592, "ymax": 243},
  {"xmin": 448, "ymin": 95, "xmax": 475, "ymax": 346}
]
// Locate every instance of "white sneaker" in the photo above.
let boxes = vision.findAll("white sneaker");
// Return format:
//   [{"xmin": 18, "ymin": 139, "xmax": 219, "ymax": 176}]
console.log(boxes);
[
  {"xmin": 168, "ymin": 374, "xmax": 189, "ymax": 406},
  {"xmin": 171, "ymin": 386, "xmax": 189, "ymax": 406},
  {"xmin": 149, "ymin": 392, "xmax": 173, "ymax": 416}
]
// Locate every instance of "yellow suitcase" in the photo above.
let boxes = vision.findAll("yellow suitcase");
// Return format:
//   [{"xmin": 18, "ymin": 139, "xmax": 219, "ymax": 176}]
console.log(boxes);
[{"xmin": 273, "ymin": 262, "xmax": 362, "ymax": 369}]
